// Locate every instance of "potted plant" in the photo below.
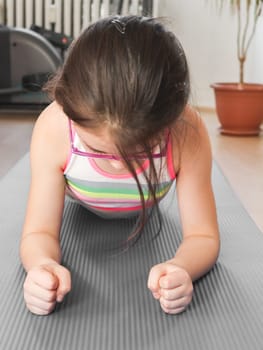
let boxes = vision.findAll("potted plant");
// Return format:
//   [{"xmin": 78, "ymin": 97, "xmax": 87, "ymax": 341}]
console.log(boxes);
[{"xmin": 211, "ymin": 0, "xmax": 263, "ymax": 135}]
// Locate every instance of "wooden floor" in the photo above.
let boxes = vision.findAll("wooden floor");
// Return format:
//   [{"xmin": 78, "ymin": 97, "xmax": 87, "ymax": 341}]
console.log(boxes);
[
  {"xmin": 0, "ymin": 109, "xmax": 262, "ymax": 233},
  {"xmin": 201, "ymin": 109, "xmax": 263, "ymax": 233},
  {"xmin": 0, "ymin": 112, "xmax": 36, "ymax": 178}
]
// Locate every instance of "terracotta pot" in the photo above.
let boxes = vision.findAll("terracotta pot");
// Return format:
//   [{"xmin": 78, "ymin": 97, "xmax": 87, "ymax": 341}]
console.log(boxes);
[{"xmin": 211, "ymin": 83, "xmax": 263, "ymax": 136}]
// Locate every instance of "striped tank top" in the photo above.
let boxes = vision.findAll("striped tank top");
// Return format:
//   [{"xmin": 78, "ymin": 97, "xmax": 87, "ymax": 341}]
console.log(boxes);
[{"xmin": 63, "ymin": 121, "xmax": 176, "ymax": 219}]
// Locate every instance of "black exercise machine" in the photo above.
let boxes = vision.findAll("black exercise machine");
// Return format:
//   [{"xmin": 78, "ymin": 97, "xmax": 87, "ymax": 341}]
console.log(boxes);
[{"xmin": 0, "ymin": 25, "xmax": 72, "ymax": 109}]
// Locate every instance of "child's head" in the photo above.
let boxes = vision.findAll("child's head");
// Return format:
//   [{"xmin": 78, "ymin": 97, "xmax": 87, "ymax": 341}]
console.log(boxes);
[
  {"xmin": 49, "ymin": 15, "xmax": 190, "ymax": 245},
  {"xmin": 51, "ymin": 15, "xmax": 190, "ymax": 152}
]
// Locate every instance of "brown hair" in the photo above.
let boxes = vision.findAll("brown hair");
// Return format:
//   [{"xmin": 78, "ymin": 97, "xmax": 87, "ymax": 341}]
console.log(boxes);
[{"xmin": 47, "ymin": 15, "xmax": 190, "ymax": 246}]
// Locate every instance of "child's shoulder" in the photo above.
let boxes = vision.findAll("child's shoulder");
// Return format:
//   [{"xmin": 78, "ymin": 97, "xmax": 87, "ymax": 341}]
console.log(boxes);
[
  {"xmin": 171, "ymin": 104, "xmax": 206, "ymax": 143},
  {"xmin": 181, "ymin": 105, "xmax": 203, "ymax": 130},
  {"xmin": 31, "ymin": 101, "xmax": 70, "ymax": 165},
  {"xmin": 170, "ymin": 105, "xmax": 211, "ymax": 168},
  {"xmin": 36, "ymin": 101, "xmax": 68, "ymax": 129},
  {"xmin": 34, "ymin": 101, "xmax": 69, "ymax": 140}
]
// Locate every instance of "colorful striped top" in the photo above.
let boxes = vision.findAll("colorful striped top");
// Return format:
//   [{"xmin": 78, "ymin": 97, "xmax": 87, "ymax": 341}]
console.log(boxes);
[{"xmin": 63, "ymin": 122, "xmax": 176, "ymax": 218}]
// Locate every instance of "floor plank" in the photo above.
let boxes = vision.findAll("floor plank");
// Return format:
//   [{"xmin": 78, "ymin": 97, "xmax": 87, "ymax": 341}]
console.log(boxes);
[
  {"xmin": 201, "ymin": 109, "xmax": 263, "ymax": 233},
  {"xmin": 0, "ymin": 114, "xmax": 36, "ymax": 178}
]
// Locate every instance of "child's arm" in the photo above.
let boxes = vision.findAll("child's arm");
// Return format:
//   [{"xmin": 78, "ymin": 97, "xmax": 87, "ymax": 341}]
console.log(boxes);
[
  {"xmin": 20, "ymin": 103, "xmax": 71, "ymax": 315},
  {"xmin": 148, "ymin": 107, "xmax": 220, "ymax": 314}
]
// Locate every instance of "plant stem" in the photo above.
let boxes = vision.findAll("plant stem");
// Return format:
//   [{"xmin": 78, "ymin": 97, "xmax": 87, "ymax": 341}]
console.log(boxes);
[
  {"xmin": 244, "ymin": 3, "xmax": 262, "ymax": 57},
  {"xmin": 237, "ymin": 0, "xmax": 262, "ymax": 84},
  {"xmin": 239, "ymin": 56, "xmax": 245, "ymax": 84},
  {"xmin": 240, "ymin": 0, "xmax": 250, "ymax": 56}
]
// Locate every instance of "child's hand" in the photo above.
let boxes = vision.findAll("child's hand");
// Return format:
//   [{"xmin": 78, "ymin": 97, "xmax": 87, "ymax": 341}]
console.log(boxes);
[
  {"xmin": 23, "ymin": 262, "xmax": 71, "ymax": 315},
  {"xmin": 147, "ymin": 261, "xmax": 193, "ymax": 314}
]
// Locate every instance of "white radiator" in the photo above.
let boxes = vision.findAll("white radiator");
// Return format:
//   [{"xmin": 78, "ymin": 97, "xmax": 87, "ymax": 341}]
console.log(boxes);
[{"xmin": 0, "ymin": 0, "xmax": 159, "ymax": 38}]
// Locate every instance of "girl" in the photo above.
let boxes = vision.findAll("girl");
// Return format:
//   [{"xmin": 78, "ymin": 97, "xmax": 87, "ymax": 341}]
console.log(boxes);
[{"xmin": 20, "ymin": 15, "xmax": 220, "ymax": 316}]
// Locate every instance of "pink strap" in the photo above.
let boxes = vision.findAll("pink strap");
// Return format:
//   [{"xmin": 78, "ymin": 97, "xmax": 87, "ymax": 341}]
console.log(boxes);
[{"xmin": 62, "ymin": 119, "xmax": 74, "ymax": 172}]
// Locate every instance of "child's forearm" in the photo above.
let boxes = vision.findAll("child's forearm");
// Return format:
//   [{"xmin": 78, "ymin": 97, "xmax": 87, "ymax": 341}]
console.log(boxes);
[
  {"xmin": 171, "ymin": 235, "xmax": 220, "ymax": 281},
  {"xmin": 20, "ymin": 232, "xmax": 62, "ymax": 272}
]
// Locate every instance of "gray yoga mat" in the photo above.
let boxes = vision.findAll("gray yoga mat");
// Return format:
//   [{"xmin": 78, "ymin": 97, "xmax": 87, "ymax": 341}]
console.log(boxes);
[{"xmin": 0, "ymin": 154, "xmax": 263, "ymax": 350}]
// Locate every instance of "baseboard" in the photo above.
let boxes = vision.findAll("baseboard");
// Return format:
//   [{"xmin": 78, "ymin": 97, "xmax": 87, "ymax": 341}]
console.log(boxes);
[{"xmin": 193, "ymin": 105, "xmax": 216, "ymax": 113}]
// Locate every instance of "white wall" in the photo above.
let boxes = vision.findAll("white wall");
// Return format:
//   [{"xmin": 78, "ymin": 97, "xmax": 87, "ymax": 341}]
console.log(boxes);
[{"xmin": 157, "ymin": 0, "xmax": 263, "ymax": 108}]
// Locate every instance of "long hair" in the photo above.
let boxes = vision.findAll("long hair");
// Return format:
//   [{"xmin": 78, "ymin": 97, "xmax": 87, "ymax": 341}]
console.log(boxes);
[{"xmin": 47, "ymin": 15, "xmax": 190, "ymax": 246}]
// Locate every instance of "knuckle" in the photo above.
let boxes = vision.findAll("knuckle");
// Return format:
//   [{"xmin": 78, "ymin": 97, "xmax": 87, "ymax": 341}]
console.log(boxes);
[
  {"xmin": 162, "ymin": 289, "xmax": 171, "ymax": 299},
  {"xmin": 181, "ymin": 273, "xmax": 189, "ymax": 284},
  {"xmin": 161, "ymin": 305, "xmax": 173, "ymax": 314},
  {"xmin": 60, "ymin": 284, "xmax": 71, "ymax": 295},
  {"xmin": 58, "ymin": 289, "xmax": 66, "ymax": 297},
  {"xmin": 162, "ymin": 308, "xmax": 171, "ymax": 314},
  {"xmin": 160, "ymin": 298, "xmax": 170, "ymax": 308},
  {"xmin": 187, "ymin": 293, "xmax": 193, "ymax": 303},
  {"xmin": 150, "ymin": 263, "xmax": 162, "ymax": 274},
  {"xmin": 39, "ymin": 302, "xmax": 55, "ymax": 315},
  {"xmin": 161, "ymin": 279, "xmax": 169, "ymax": 289},
  {"xmin": 47, "ymin": 291, "xmax": 57, "ymax": 302},
  {"xmin": 46, "ymin": 302, "xmax": 56, "ymax": 313},
  {"xmin": 148, "ymin": 266, "xmax": 156, "ymax": 279},
  {"xmin": 188, "ymin": 284, "xmax": 194, "ymax": 296},
  {"xmin": 26, "ymin": 269, "xmax": 34, "ymax": 278},
  {"xmin": 23, "ymin": 279, "xmax": 30, "ymax": 291},
  {"xmin": 47, "ymin": 278, "xmax": 57, "ymax": 290}
]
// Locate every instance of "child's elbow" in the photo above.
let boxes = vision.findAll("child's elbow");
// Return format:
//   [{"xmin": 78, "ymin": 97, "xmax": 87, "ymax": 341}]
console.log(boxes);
[{"xmin": 211, "ymin": 235, "xmax": 221, "ymax": 266}]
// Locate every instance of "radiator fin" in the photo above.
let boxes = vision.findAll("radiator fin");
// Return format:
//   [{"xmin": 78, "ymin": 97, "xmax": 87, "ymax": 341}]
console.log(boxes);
[{"xmin": 0, "ymin": 0, "xmax": 157, "ymax": 38}]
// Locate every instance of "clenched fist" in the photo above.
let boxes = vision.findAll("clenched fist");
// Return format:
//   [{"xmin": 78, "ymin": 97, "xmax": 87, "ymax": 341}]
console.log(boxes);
[
  {"xmin": 148, "ymin": 261, "xmax": 193, "ymax": 314},
  {"xmin": 23, "ymin": 262, "xmax": 71, "ymax": 315}
]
